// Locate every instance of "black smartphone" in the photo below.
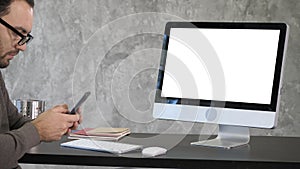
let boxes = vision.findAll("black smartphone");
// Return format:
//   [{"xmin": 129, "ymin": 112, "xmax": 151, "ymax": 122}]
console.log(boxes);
[{"xmin": 69, "ymin": 91, "xmax": 91, "ymax": 114}]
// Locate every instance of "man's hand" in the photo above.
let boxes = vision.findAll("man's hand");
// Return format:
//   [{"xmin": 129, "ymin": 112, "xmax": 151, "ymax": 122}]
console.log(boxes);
[{"xmin": 31, "ymin": 104, "xmax": 81, "ymax": 142}]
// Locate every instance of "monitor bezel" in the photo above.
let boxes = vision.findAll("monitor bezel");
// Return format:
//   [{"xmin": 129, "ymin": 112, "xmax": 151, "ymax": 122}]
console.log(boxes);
[{"xmin": 155, "ymin": 22, "xmax": 288, "ymax": 112}]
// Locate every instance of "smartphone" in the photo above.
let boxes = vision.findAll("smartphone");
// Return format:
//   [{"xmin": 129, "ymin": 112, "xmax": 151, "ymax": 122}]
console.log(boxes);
[{"xmin": 69, "ymin": 91, "xmax": 91, "ymax": 114}]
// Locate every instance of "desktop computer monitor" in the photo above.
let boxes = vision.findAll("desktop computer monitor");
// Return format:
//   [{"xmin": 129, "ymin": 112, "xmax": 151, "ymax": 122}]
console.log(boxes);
[{"xmin": 153, "ymin": 22, "xmax": 288, "ymax": 148}]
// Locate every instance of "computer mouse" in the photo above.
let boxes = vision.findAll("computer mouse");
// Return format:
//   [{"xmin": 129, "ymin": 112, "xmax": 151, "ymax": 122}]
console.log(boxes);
[{"xmin": 142, "ymin": 146, "xmax": 167, "ymax": 157}]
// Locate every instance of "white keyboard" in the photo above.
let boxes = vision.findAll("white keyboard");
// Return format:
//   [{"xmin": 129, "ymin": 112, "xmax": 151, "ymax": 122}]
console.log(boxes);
[{"xmin": 61, "ymin": 139, "xmax": 143, "ymax": 154}]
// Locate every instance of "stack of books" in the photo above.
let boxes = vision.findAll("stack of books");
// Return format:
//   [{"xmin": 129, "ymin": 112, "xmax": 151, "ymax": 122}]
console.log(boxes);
[{"xmin": 69, "ymin": 127, "xmax": 130, "ymax": 141}]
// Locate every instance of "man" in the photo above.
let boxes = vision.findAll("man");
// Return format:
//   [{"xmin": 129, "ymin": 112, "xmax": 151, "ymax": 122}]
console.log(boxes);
[{"xmin": 0, "ymin": 0, "xmax": 81, "ymax": 168}]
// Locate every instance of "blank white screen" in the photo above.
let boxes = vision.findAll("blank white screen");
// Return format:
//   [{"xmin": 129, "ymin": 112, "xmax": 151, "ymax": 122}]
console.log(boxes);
[{"xmin": 161, "ymin": 28, "xmax": 280, "ymax": 104}]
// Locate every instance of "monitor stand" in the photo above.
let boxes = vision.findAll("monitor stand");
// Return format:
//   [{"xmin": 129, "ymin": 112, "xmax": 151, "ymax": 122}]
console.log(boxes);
[{"xmin": 191, "ymin": 124, "xmax": 250, "ymax": 149}]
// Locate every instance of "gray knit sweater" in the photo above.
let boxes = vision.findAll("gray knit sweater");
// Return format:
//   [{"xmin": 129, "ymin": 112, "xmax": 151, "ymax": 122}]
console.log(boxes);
[{"xmin": 0, "ymin": 71, "xmax": 40, "ymax": 169}]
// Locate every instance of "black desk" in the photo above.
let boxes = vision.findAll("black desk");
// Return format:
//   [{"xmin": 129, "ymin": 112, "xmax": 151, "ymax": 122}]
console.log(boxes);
[{"xmin": 19, "ymin": 133, "xmax": 300, "ymax": 169}]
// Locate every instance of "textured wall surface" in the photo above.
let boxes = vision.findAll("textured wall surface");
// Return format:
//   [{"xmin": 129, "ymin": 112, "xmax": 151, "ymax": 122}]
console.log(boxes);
[{"xmin": 1, "ymin": 0, "xmax": 299, "ymax": 168}]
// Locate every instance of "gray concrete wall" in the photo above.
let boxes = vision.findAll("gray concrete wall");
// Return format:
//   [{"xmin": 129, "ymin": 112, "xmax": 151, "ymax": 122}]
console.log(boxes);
[{"xmin": 1, "ymin": 0, "xmax": 299, "ymax": 168}]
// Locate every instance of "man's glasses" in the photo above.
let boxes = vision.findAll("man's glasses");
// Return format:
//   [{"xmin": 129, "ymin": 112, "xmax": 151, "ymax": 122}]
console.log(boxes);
[{"xmin": 0, "ymin": 18, "xmax": 33, "ymax": 46}]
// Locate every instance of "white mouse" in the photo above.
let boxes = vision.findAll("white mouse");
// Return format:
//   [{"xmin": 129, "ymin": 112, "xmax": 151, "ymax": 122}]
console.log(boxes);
[{"xmin": 142, "ymin": 146, "xmax": 167, "ymax": 157}]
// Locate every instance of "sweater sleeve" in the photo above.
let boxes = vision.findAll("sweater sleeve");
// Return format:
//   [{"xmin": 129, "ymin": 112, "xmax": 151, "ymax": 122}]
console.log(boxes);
[
  {"xmin": 0, "ymin": 71, "xmax": 41, "ymax": 168},
  {"xmin": 0, "ymin": 123, "xmax": 40, "ymax": 167}
]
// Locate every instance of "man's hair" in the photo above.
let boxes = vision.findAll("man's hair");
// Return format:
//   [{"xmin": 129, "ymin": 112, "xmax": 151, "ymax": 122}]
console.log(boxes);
[{"xmin": 0, "ymin": 0, "xmax": 34, "ymax": 17}]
